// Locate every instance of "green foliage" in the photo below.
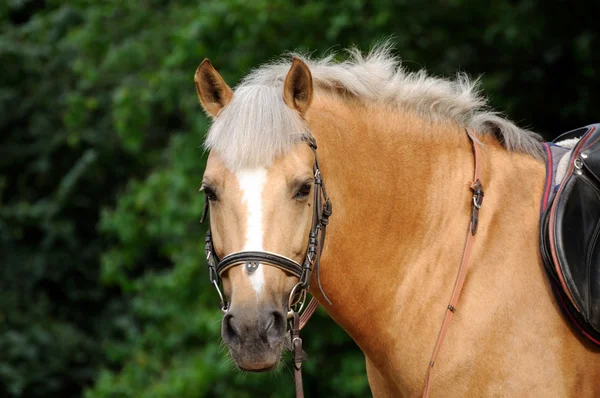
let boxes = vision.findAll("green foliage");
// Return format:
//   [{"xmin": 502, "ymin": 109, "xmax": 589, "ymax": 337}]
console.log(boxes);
[
  {"xmin": 0, "ymin": 3, "xmax": 128, "ymax": 397},
  {"xmin": 1, "ymin": 0, "xmax": 599, "ymax": 397}
]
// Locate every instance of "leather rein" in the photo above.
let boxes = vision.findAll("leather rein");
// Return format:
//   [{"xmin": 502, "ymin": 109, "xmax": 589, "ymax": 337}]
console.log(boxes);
[
  {"xmin": 202, "ymin": 129, "xmax": 483, "ymax": 398},
  {"xmin": 423, "ymin": 129, "xmax": 484, "ymax": 397},
  {"xmin": 201, "ymin": 134, "xmax": 332, "ymax": 398}
]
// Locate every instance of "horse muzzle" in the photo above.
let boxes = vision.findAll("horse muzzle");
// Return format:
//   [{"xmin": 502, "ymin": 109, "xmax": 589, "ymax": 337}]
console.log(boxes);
[{"xmin": 221, "ymin": 306, "xmax": 287, "ymax": 371}]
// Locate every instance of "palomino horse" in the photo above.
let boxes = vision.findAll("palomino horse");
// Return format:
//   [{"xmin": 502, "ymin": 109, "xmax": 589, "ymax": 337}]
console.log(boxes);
[{"xmin": 195, "ymin": 46, "xmax": 600, "ymax": 396}]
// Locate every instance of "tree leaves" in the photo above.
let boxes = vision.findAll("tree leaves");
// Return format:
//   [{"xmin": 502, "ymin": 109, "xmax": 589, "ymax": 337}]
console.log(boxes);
[{"xmin": 2, "ymin": 0, "xmax": 600, "ymax": 397}]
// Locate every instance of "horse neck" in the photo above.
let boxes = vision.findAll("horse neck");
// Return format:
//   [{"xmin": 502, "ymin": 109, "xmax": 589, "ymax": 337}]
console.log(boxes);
[
  {"xmin": 306, "ymin": 95, "xmax": 546, "ymax": 390},
  {"xmin": 307, "ymin": 96, "xmax": 478, "ymax": 361}
]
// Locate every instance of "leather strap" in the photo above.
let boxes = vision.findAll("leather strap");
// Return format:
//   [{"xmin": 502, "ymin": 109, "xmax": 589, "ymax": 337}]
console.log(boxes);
[
  {"xmin": 422, "ymin": 129, "xmax": 484, "ymax": 397},
  {"xmin": 216, "ymin": 251, "xmax": 304, "ymax": 279},
  {"xmin": 299, "ymin": 297, "xmax": 319, "ymax": 330},
  {"xmin": 290, "ymin": 313, "xmax": 305, "ymax": 398},
  {"xmin": 298, "ymin": 171, "xmax": 333, "ymax": 329}
]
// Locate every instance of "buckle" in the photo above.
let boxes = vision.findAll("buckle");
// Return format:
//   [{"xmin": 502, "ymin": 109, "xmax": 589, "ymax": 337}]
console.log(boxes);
[
  {"xmin": 471, "ymin": 180, "xmax": 484, "ymax": 209},
  {"xmin": 470, "ymin": 180, "xmax": 484, "ymax": 235}
]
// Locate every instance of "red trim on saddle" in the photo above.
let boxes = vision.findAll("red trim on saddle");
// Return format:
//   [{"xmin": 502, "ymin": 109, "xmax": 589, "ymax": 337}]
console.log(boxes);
[
  {"xmin": 551, "ymin": 276, "xmax": 600, "ymax": 346},
  {"xmin": 541, "ymin": 143, "xmax": 553, "ymax": 213},
  {"xmin": 582, "ymin": 126, "xmax": 599, "ymax": 150},
  {"xmin": 582, "ymin": 127, "xmax": 600, "ymax": 151}
]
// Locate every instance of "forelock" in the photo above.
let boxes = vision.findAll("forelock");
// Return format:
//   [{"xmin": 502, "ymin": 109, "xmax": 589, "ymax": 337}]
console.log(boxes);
[{"xmin": 204, "ymin": 85, "xmax": 310, "ymax": 170}]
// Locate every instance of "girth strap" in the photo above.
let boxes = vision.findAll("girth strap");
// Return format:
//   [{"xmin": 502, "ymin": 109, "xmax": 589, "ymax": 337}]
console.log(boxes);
[{"xmin": 422, "ymin": 129, "xmax": 484, "ymax": 397}]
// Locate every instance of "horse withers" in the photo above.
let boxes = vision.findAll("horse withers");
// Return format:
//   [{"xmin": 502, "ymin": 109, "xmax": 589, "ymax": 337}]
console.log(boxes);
[{"xmin": 195, "ymin": 46, "xmax": 600, "ymax": 396}]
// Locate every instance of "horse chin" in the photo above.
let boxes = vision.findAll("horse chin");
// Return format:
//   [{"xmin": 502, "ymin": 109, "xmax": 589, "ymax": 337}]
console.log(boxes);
[
  {"xmin": 228, "ymin": 346, "xmax": 283, "ymax": 373},
  {"xmin": 238, "ymin": 361, "xmax": 280, "ymax": 373}
]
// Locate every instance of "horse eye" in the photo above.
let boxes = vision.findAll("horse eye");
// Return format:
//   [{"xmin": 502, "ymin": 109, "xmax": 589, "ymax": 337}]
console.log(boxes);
[
  {"xmin": 294, "ymin": 183, "xmax": 312, "ymax": 200},
  {"xmin": 204, "ymin": 187, "xmax": 218, "ymax": 202}
]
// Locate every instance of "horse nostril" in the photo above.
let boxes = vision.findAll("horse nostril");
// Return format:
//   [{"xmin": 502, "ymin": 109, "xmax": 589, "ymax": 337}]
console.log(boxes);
[
  {"xmin": 265, "ymin": 310, "xmax": 285, "ymax": 338},
  {"xmin": 223, "ymin": 313, "xmax": 239, "ymax": 342}
]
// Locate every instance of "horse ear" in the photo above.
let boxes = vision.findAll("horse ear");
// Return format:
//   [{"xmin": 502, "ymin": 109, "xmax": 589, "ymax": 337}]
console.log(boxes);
[
  {"xmin": 283, "ymin": 57, "xmax": 313, "ymax": 116},
  {"xmin": 194, "ymin": 59, "xmax": 233, "ymax": 118}
]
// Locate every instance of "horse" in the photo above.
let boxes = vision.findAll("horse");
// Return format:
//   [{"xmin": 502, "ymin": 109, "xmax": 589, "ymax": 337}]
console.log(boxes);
[{"xmin": 194, "ymin": 45, "xmax": 600, "ymax": 397}]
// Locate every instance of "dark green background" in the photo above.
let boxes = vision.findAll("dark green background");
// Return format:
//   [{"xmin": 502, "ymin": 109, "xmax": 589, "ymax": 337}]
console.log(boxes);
[{"xmin": 1, "ymin": 0, "xmax": 598, "ymax": 397}]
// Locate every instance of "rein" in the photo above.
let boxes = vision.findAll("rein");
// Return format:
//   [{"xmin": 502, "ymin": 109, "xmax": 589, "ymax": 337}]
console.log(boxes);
[
  {"xmin": 201, "ymin": 134, "xmax": 332, "ymax": 398},
  {"xmin": 422, "ymin": 129, "xmax": 484, "ymax": 397}
]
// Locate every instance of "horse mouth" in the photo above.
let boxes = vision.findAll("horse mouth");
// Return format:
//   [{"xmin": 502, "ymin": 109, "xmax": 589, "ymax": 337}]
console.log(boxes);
[{"xmin": 238, "ymin": 362, "xmax": 279, "ymax": 373}]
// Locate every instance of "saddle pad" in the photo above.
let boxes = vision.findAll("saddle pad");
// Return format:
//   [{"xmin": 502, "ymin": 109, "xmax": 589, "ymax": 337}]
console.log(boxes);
[{"xmin": 540, "ymin": 124, "xmax": 600, "ymax": 345}]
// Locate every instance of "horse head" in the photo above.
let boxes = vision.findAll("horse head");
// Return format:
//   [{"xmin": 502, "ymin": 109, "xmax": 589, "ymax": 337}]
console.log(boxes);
[{"xmin": 196, "ymin": 57, "xmax": 322, "ymax": 371}]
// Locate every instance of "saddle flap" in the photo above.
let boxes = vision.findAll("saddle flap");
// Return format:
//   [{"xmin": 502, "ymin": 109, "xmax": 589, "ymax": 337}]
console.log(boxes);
[
  {"xmin": 553, "ymin": 173, "xmax": 600, "ymax": 327},
  {"xmin": 547, "ymin": 124, "xmax": 600, "ymax": 334}
]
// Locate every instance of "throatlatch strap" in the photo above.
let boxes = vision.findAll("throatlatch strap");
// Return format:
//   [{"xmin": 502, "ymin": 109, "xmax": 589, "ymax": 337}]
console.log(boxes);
[{"xmin": 422, "ymin": 129, "xmax": 484, "ymax": 397}]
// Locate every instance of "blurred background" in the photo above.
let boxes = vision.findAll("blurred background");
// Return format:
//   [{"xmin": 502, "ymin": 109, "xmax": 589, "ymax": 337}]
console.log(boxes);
[{"xmin": 1, "ymin": 0, "xmax": 598, "ymax": 397}]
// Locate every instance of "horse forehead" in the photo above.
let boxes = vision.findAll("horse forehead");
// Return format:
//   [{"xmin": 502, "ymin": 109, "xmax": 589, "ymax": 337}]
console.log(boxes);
[
  {"xmin": 204, "ymin": 152, "xmax": 236, "ymax": 188},
  {"xmin": 205, "ymin": 144, "xmax": 314, "ymax": 187},
  {"xmin": 267, "ymin": 144, "xmax": 315, "ymax": 180}
]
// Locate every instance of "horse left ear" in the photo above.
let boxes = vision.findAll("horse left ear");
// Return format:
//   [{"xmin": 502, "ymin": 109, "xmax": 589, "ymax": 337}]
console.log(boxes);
[
  {"xmin": 194, "ymin": 59, "xmax": 233, "ymax": 118},
  {"xmin": 283, "ymin": 57, "xmax": 313, "ymax": 116}
]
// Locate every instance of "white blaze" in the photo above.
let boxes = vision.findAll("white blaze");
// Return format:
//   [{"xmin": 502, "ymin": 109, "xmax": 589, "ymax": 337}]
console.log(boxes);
[{"xmin": 236, "ymin": 168, "xmax": 268, "ymax": 295}]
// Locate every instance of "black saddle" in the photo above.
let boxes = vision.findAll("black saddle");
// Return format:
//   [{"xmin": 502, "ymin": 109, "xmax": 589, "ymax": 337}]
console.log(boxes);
[{"xmin": 540, "ymin": 123, "xmax": 600, "ymax": 345}]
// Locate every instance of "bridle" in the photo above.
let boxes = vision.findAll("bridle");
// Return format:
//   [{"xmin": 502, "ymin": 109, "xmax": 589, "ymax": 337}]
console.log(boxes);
[{"xmin": 201, "ymin": 134, "xmax": 332, "ymax": 398}]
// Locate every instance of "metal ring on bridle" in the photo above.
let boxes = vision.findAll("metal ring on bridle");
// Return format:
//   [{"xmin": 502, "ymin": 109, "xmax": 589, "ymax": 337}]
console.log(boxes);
[
  {"xmin": 292, "ymin": 337, "xmax": 302, "ymax": 348},
  {"xmin": 212, "ymin": 280, "xmax": 228, "ymax": 313},
  {"xmin": 287, "ymin": 283, "xmax": 307, "ymax": 318}
]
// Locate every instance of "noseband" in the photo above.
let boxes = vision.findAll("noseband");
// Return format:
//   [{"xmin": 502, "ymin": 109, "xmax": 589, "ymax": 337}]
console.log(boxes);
[{"xmin": 201, "ymin": 135, "xmax": 332, "ymax": 316}]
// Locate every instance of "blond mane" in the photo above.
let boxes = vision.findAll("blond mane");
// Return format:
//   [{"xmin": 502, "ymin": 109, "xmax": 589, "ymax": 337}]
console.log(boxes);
[{"xmin": 205, "ymin": 43, "xmax": 544, "ymax": 169}]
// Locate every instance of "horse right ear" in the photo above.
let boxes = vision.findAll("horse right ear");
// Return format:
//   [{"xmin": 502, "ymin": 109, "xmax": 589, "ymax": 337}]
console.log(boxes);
[
  {"xmin": 194, "ymin": 59, "xmax": 233, "ymax": 118},
  {"xmin": 283, "ymin": 57, "xmax": 313, "ymax": 117}
]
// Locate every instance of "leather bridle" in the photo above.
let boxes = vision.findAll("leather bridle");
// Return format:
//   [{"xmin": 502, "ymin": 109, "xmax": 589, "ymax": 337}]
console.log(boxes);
[{"xmin": 201, "ymin": 134, "xmax": 332, "ymax": 398}]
